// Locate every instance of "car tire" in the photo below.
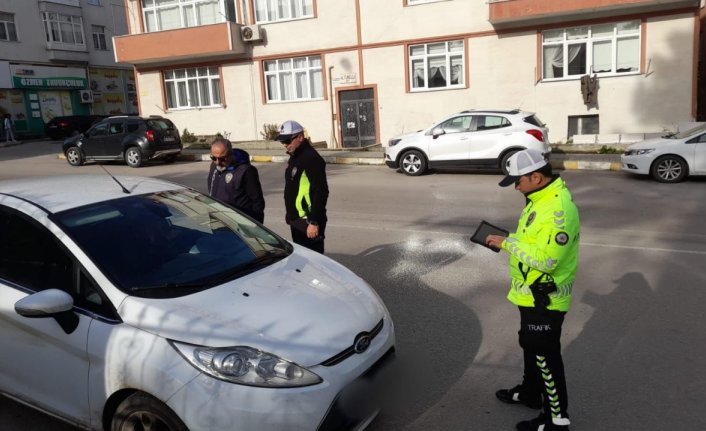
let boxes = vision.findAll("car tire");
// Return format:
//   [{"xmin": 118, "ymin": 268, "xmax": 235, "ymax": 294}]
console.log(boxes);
[
  {"xmin": 500, "ymin": 150, "xmax": 519, "ymax": 174},
  {"xmin": 400, "ymin": 150, "xmax": 427, "ymax": 176},
  {"xmin": 111, "ymin": 392, "xmax": 188, "ymax": 431},
  {"xmin": 124, "ymin": 147, "xmax": 143, "ymax": 168},
  {"xmin": 65, "ymin": 146, "xmax": 84, "ymax": 166},
  {"xmin": 651, "ymin": 155, "xmax": 687, "ymax": 183}
]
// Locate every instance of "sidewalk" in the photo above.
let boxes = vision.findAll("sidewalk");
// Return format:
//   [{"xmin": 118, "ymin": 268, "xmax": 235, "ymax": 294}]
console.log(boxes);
[
  {"xmin": 14, "ymin": 138, "xmax": 622, "ymax": 171},
  {"xmin": 181, "ymin": 144, "xmax": 622, "ymax": 171}
]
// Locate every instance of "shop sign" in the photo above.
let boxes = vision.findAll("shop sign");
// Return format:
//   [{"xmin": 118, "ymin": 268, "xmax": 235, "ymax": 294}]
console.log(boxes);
[
  {"xmin": 13, "ymin": 77, "xmax": 87, "ymax": 89},
  {"xmin": 10, "ymin": 64, "xmax": 87, "ymax": 89}
]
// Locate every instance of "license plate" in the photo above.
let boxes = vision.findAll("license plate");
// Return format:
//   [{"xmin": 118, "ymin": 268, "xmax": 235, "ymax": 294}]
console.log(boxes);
[{"xmin": 164, "ymin": 137, "xmax": 175, "ymax": 142}]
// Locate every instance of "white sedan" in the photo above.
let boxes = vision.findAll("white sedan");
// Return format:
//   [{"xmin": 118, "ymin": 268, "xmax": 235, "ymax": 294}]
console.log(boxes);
[
  {"xmin": 621, "ymin": 124, "xmax": 706, "ymax": 183},
  {"xmin": 0, "ymin": 175, "xmax": 395, "ymax": 431}
]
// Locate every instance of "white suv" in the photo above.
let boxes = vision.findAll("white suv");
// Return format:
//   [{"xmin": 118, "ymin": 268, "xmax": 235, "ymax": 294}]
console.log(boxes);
[{"xmin": 384, "ymin": 109, "xmax": 550, "ymax": 176}]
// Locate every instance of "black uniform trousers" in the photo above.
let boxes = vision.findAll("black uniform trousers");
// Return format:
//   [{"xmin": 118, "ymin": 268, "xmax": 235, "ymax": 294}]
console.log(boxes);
[
  {"xmin": 290, "ymin": 221, "xmax": 326, "ymax": 254},
  {"xmin": 518, "ymin": 306, "xmax": 569, "ymax": 420}
]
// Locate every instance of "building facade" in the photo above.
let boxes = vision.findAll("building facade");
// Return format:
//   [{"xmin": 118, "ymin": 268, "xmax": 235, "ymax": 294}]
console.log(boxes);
[
  {"xmin": 0, "ymin": 0, "xmax": 136, "ymax": 138},
  {"xmin": 114, "ymin": 0, "xmax": 702, "ymax": 146}
]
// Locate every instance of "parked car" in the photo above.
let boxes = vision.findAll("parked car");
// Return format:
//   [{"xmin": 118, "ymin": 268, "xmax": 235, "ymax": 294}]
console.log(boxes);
[
  {"xmin": 0, "ymin": 174, "xmax": 395, "ymax": 431},
  {"xmin": 384, "ymin": 109, "xmax": 550, "ymax": 176},
  {"xmin": 621, "ymin": 124, "xmax": 706, "ymax": 183},
  {"xmin": 62, "ymin": 115, "xmax": 182, "ymax": 168},
  {"xmin": 45, "ymin": 115, "xmax": 106, "ymax": 140}
]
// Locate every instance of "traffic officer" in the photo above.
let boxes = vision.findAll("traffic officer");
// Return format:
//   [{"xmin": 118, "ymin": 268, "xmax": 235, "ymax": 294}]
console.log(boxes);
[
  {"xmin": 485, "ymin": 149, "xmax": 580, "ymax": 431},
  {"xmin": 277, "ymin": 120, "xmax": 329, "ymax": 253}
]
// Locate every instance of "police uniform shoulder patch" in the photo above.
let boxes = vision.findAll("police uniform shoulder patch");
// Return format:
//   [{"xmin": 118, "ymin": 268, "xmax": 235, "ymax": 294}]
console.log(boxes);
[
  {"xmin": 225, "ymin": 173, "xmax": 233, "ymax": 183},
  {"xmin": 555, "ymin": 232, "xmax": 569, "ymax": 245},
  {"xmin": 526, "ymin": 211, "xmax": 536, "ymax": 227}
]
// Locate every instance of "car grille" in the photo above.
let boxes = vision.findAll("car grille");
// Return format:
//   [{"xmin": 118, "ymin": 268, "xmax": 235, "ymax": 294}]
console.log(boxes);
[
  {"xmin": 320, "ymin": 319, "xmax": 384, "ymax": 367},
  {"xmin": 317, "ymin": 347, "xmax": 396, "ymax": 431}
]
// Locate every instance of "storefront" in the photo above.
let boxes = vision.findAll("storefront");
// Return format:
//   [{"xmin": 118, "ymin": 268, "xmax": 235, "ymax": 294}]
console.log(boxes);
[
  {"xmin": 88, "ymin": 67, "xmax": 138, "ymax": 116},
  {"xmin": 6, "ymin": 64, "xmax": 89, "ymax": 138}
]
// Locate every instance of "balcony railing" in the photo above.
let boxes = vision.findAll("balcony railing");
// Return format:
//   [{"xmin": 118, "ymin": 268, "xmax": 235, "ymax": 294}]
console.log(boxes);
[
  {"xmin": 114, "ymin": 22, "xmax": 247, "ymax": 66},
  {"xmin": 489, "ymin": 0, "xmax": 698, "ymax": 28}
]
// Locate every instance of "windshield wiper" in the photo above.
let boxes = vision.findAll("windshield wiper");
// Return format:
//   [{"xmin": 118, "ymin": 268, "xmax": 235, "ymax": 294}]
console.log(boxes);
[
  {"xmin": 211, "ymin": 249, "xmax": 290, "ymax": 285},
  {"xmin": 130, "ymin": 281, "xmax": 208, "ymax": 293}
]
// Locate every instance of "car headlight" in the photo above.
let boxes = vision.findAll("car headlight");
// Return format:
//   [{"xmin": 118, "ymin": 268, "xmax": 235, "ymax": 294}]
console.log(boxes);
[
  {"xmin": 170, "ymin": 342, "xmax": 322, "ymax": 387},
  {"xmin": 388, "ymin": 138, "xmax": 401, "ymax": 147},
  {"xmin": 625, "ymin": 148, "xmax": 655, "ymax": 156}
]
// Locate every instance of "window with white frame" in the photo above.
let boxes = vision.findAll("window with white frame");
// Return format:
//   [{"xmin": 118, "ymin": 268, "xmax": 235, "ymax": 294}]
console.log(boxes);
[
  {"xmin": 164, "ymin": 67, "xmax": 222, "ymax": 109},
  {"xmin": 254, "ymin": 0, "xmax": 313, "ymax": 24},
  {"xmin": 407, "ymin": 0, "xmax": 445, "ymax": 5},
  {"xmin": 42, "ymin": 12, "xmax": 85, "ymax": 46},
  {"xmin": 264, "ymin": 55, "xmax": 322, "ymax": 102},
  {"xmin": 142, "ymin": 0, "xmax": 225, "ymax": 32},
  {"xmin": 542, "ymin": 20, "xmax": 640, "ymax": 80},
  {"xmin": 409, "ymin": 40, "xmax": 464, "ymax": 91},
  {"xmin": 92, "ymin": 25, "xmax": 107, "ymax": 50},
  {"xmin": 0, "ymin": 12, "xmax": 18, "ymax": 41}
]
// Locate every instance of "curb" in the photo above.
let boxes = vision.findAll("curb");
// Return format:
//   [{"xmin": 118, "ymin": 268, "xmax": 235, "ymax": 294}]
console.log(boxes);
[{"xmin": 552, "ymin": 160, "xmax": 621, "ymax": 171}]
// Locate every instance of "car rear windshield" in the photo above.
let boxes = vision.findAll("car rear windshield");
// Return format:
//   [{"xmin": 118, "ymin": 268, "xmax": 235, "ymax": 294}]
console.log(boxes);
[
  {"xmin": 54, "ymin": 190, "xmax": 291, "ymax": 298},
  {"xmin": 523, "ymin": 115, "xmax": 546, "ymax": 127},
  {"xmin": 147, "ymin": 119, "xmax": 175, "ymax": 130}
]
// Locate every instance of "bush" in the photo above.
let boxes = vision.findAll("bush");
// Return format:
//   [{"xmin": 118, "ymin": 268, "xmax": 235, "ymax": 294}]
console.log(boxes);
[
  {"xmin": 597, "ymin": 145, "xmax": 621, "ymax": 154},
  {"xmin": 260, "ymin": 123, "xmax": 280, "ymax": 141},
  {"xmin": 182, "ymin": 128, "xmax": 197, "ymax": 143}
]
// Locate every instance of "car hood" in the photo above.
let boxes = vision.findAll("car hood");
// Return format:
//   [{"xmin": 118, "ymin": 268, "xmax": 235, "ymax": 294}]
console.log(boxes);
[
  {"xmin": 626, "ymin": 137, "xmax": 676, "ymax": 150},
  {"xmin": 117, "ymin": 247, "xmax": 387, "ymax": 366}
]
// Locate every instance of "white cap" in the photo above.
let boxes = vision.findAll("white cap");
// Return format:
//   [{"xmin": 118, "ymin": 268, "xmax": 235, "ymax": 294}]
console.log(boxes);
[
  {"xmin": 276, "ymin": 120, "xmax": 304, "ymax": 141},
  {"xmin": 498, "ymin": 149, "xmax": 548, "ymax": 187}
]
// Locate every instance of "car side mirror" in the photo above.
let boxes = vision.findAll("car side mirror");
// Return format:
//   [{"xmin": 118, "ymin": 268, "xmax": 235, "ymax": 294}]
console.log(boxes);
[
  {"xmin": 15, "ymin": 289, "xmax": 79, "ymax": 334},
  {"xmin": 432, "ymin": 127, "xmax": 445, "ymax": 139}
]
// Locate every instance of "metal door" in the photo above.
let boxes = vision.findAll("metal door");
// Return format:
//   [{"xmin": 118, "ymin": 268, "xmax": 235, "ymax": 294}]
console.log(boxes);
[{"xmin": 339, "ymin": 89, "xmax": 376, "ymax": 148}]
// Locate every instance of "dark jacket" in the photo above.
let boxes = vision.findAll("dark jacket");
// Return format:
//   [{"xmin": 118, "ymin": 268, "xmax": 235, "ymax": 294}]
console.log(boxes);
[
  {"xmin": 208, "ymin": 149, "xmax": 265, "ymax": 223},
  {"xmin": 284, "ymin": 139, "xmax": 328, "ymax": 224}
]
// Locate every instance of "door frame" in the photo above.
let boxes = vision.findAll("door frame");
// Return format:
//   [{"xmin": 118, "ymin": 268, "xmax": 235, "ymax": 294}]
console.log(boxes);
[{"xmin": 335, "ymin": 84, "xmax": 380, "ymax": 148}]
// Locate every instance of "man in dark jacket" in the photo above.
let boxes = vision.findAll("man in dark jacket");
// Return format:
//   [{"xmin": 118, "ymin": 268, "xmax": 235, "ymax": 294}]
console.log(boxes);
[
  {"xmin": 207, "ymin": 138, "xmax": 265, "ymax": 223},
  {"xmin": 277, "ymin": 120, "xmax": 329, "ymax": 253}
]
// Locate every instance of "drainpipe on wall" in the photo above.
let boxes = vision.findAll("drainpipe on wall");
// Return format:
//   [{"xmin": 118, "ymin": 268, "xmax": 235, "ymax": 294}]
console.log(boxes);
[{"xmin": 328, "ymin": 65, "xmax": 339, "ymax": 148}]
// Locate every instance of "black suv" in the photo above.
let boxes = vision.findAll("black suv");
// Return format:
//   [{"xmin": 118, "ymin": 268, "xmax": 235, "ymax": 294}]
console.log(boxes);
[
  {"xmin": 45, "ymin": 115, "xmax": 107, "ymax": 140},
  {"xmin": 62, "ymin": 115, "xmax": 182, "ymax": 168}
]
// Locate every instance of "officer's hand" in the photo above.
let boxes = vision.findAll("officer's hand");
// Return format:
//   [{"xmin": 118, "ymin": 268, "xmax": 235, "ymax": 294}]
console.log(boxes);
[
  {"xmin": 485, "ymin": 234, "xmax": 506, "ymax": 250},
  {"xmin": 307, "ymin": 224, "xmax": 319, "ymax": 239}
]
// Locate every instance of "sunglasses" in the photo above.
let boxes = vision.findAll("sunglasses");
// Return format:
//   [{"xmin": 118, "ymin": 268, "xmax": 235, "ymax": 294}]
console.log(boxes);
[
  {"xmin": 280, "ymin": 134, "xmax": 300, "ymax": 145},
  {"xmin": 210, "ymin": 155, "xmax": 228, "ymax": 162}
]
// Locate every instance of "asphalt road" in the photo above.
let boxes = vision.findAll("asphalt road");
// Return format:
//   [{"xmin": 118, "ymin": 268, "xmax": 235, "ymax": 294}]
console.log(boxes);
[{"xmin": 1, "ymin": 141, "xmax": 706, "ymax": 430}]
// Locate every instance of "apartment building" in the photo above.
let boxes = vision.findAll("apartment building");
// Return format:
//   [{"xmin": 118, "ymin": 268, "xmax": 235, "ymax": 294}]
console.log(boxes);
[
  {"xmin": 0, "ymin": 0, "xmax": 135, "ymax": 138},
  {"xmin": 114, "ymin": 0, "xmax": 703, "ymax": 146}
]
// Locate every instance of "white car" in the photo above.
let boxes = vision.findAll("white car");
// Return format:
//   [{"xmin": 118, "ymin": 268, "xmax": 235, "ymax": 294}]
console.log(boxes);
[
  {"xmin": 384, "ymin": 109, "xmax": 550, "ymax": 176},
  {"xmin": 621, "ymin": 124, "xmax": 706, "ymax": 183},
  {"xmin": 0, "ymin": 175, "xmax": 395, "ymax": 431}
]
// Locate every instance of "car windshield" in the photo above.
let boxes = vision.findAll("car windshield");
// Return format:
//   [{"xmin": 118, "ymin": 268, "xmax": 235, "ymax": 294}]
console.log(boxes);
[
  {"xmin": 670, "ymin": 124, "xmax": 706, "ymax": 139},
  {"xmin": 53, "ymin": 189, "xmax": 291, "ymax": 298}
]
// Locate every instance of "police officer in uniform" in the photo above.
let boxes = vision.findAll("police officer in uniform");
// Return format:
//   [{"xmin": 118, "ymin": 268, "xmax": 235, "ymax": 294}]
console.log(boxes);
[
  {"xmin": 277, "ymin": 120, "xmax": 329, "ymax": 254},
  {"xmin": 207, "ymin": 138, "xmax": 265, "ymax": 223},
  {"xmin": 485, "ymin": 149, "xmax": 580, "ymax": 431}
]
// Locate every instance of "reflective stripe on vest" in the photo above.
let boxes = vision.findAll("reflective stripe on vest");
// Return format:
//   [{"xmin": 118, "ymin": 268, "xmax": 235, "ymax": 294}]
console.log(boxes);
[{"xmin": 295, "ymin": 171, "xmax": 311, "ymax": 218}]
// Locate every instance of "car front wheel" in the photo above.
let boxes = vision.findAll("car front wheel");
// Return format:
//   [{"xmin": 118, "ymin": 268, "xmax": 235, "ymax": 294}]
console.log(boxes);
[
  {"xmin": 500, "ymin": 150, "xmax": 519, "ymax": 174},
  {"xmin": 65, "ymin": 146, "xmax": 84, "ymax": 166},
  {"xmin": 124, "ymin": 147, "xmax": 143, "ymax": 168},
  {"xmin": 111, "ymin": 392, "xmax": 188, "ymax": 431},
  {"xmin": 400, "ymin": 150, "xmax": 427, "ymax": 176},
  {"xmin": 651, "ymin": 155, "xmax": 687, "ymax": 183}
]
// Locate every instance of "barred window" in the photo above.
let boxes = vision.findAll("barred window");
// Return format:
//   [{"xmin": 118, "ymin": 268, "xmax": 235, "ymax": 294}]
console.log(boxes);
[
  {"xmin": 0, "ymin": 12, "xmax": 18, "ymax": 42},
  {"xmin": 42, "ymin": 12, "xmax": 85, "ymax": 46},
  {"xmin": 409, "ymin": 40, "xmax": 464, "ymax": 91},
  {"xmin": 254, "ymin": 0, "xmax": 313, "ymax": 24},
  {"xmin": 264, "ymin": 55, "xmax": 322, "ymax": 103},
  {"xmin": 164, "ymin": 67, "xmax": 222, "ymax": 109},
  {"xmin": 542, "ymin": 20, "xmax": 640, "ymax": 80},
  {"xmin": 142, "ymin": 0, "xmax": 225, "ymax": 32}
]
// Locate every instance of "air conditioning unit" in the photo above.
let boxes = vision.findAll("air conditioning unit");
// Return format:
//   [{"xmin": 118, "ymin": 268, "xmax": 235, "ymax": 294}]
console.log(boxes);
[
  {"xmin": 79, "ymin": 90, "xmax": 93, "ymax": 103},
  {"xmin": 241, "ymin": 24, "xmax": 262, "ymax": 42}
]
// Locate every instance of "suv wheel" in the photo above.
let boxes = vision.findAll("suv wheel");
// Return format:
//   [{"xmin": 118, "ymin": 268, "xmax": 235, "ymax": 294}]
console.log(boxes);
[
  {"xmin": 500, "ymin": 150, "xmax": 519, "ymax": 174},
  {"xmin": 125, "ymin": 147, "xmax": 143, "ymax": 168},
  {"xmin": 65, "ymin": 146, "xmax": 84, "ymax": 166},
  {"xmin": 400, "ymin": 150, "xmax": 427, "ymax": 176}
]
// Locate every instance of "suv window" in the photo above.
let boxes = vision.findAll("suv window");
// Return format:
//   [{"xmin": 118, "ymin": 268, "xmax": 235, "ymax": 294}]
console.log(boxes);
[
  {"xmin": 126, "ymin": 121, "xmax": 140, "ymax": 133},
  {"xmin": 439, "ymin": 115, "xmax": 472, "ymax": 133},
  {"xmin": 109, "ymin": 122, "xmax": 124, "ymax": 135},
  {"xmin": 523, "ymin": 114, "xmax": 545, "ymax": 127},
  {"xmin": 147, "ymin": 119, "xmax": 174, "ymax": 131},
  {"xmin": 89, "ymin": 122, "xmax": 109, "ymax": 137},
  {"xmin": 476, "ymin": 115, "xmax": 510, "ymax": 131}
]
